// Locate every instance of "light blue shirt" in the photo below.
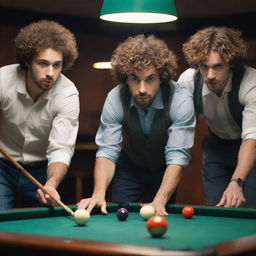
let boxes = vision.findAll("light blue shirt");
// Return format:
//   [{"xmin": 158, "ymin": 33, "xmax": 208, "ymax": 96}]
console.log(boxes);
[{"xmin": 96, "ymin": 82, "xmax": 196, "ymax": 167}]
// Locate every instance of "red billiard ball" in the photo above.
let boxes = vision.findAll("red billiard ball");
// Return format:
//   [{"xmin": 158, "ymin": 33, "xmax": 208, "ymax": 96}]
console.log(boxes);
[
  {"xmin": 147, "ymin": 216, "xmax": 168, "ymax": 237},
  {"xmin": 182, "ymin": 206, "xmax": 195, "ymax": 219},
  {"xmin": 116, "ymin": 208, "xmax": 128, "ymax": 221}
]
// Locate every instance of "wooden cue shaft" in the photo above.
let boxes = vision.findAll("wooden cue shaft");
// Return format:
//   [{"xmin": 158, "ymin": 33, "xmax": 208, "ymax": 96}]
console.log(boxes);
[{"xmin": 0, "ymin": 147, "xmax": 75, "ymax": 216}]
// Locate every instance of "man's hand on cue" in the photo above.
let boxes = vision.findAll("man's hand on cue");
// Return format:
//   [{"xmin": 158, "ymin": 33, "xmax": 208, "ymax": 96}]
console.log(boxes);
[{"xmin": 37, "ymin": 185, "xmax": 60, "ymax": 207}]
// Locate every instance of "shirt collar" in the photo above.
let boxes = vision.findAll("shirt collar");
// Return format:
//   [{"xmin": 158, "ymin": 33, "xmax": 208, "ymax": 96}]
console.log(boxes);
[
  {"xmin": 16, "ymin": 68, "xmax": 27, "ymax": 95},
  {"xmin": 130, "ymin": 88, "xmax": 163, "ymax": 110}
]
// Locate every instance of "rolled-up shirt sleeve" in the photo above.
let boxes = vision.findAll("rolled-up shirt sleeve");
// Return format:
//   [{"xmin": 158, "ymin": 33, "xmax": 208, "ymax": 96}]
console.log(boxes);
[
  {"xmin": 96, "ymin": 86, "xmax": 123, "ymax": 163},
  {"xmin": 165, "ymin": 84, "xmax": 196, "ymax": 167},
  {"xmin": 239, "ymin": 67, "xmax": 256, "ymax": 141},
  {"xmin": 47, "ymin": 92, "xmax": 80, "ymax": 166}
]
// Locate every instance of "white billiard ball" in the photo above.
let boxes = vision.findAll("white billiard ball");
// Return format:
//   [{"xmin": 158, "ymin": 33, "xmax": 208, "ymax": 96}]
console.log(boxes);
[
  {"xmin": 140, "ymin": 205, "xmax": 156, "ymax": 220},
  {"xmin": 74, "ymin": 209, "xmax": 90, "ymax": 226}
]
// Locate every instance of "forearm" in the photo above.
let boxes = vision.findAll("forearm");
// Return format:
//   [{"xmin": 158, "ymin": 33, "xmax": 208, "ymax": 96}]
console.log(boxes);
[
  {"xmin": 216, "ymin": 140, "xmax": 255, "ymax": 207},
  {"xmin": 232, "ymin": 139, "xmax": 256, "ymax": 180},
  {"xmin": 92, "ymin": 157, "xmax": 116, "ymax": 198},
  {"xmin": 45, "ymin": 162, "xmax": 69, "ymax": 188},
  {"xmin": 36, "ymin": 162, "xmax": 68, "ymax": 206},
  {"xmin": 153, "ymin": 164, "xmax": 184, "ymax": 205}
]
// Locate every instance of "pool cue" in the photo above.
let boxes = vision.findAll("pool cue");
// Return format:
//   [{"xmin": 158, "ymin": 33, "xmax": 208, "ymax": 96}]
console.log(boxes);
[{"xmin": 0, "ymin": 147, "xmax": 75, "ymax": 217}]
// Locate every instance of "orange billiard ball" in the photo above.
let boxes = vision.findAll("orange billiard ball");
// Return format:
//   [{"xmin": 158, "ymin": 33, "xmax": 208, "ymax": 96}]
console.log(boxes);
[
  {"xmin": 147, "ymin": 216, "xmax": 168, "ymax": 237},
  {"xmin": 182, "ymin": 206, "xmax": 195, "ymax": 219}
]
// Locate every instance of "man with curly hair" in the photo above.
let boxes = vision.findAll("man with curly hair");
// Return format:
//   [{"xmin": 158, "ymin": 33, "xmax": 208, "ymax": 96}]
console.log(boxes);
[
  {"xmin": 77, "ymin": 34, "xmax": 195, "ymax": 216},
  {"xmin": 178, "ymin": 26, "xmax": 256, "ymax": 208},
  {"xmin": 0, "ymin": 20, "xmax": 79, "ymax": 209}
]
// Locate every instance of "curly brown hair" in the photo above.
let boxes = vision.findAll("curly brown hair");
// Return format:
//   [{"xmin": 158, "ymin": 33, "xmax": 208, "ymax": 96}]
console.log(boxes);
[
  {"xmin": 14, "ymin": 20, "xmax": 78, "ymax": 71},
  {"xmin": 111, "ymin": 34, "xmax": 178, "ymax": 84},
  {"xmin": 182, "ymin": 26, "xmax": 247, "ymax": 69}
]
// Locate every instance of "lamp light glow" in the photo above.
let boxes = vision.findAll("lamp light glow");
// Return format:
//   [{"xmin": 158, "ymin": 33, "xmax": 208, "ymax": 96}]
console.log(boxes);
[
  {"xmin": 100, "ymin": 0, "xmax": 177, "ymax": 24},
  {"xmin": 93, "ymin": 62, "xmax": 112, "ymax": 69}
]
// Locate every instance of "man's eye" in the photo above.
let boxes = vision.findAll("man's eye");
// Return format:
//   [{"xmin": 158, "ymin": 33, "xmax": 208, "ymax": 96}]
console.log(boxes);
[
  {"xmin": 53, "ymin": 63, "xmax": 62, "ymax": 68},
  {"xmin": 130, "ymin": 76, "xmax": 138, "ymax": 81},
  {"xmin": 38, "ymin": 62, "xmax": 48, "ymax": 66},
  {"xmin": 199, "ymin": 64, "xmax": 208, "ymax": 70},
  {"xmin": 215, "ymin": 64, "xmax": 223, "ymax": 69},
  {"xmin": 147, "ymin": 76, "xmax": 155, "ymax": 82}
]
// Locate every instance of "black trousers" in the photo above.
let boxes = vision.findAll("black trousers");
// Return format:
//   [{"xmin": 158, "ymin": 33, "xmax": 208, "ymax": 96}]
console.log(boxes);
[
  {"xmin": 111, "ymin": 152, "xmax": 176, "ymax": 204},
  {"xmin": 202, "ymin": 133, "xmax": 256, "ymax": 208}
]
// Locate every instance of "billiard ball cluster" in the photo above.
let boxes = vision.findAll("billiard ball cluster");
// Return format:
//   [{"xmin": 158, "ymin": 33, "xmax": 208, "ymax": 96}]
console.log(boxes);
[
  {"xmin": 140, "ymin": 205, "xmax": 167, "ymax": 237},
  {"xmin": 116, "ymin": 205, "xmax": 167, "ymax": 237},
  {"xmin": 74, "ymin": 205, "xmax": 195, "ymax": 239}
]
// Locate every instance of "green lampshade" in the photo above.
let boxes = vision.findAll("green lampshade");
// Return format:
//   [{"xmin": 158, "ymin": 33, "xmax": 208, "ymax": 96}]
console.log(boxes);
[{"xmin": 100, "ymin": 0, "xmax": 177, "ymax": 24}]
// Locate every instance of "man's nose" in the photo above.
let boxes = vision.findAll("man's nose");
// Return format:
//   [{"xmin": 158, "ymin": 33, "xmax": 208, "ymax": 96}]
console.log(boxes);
[
  {"xmin": 46, "ymin": 65, "xmax": 54, "ymax": 77},
  {"xmin": 207, "ymin": 68, "xmax": 215, "ymax": 80},
  {"xmin": 138, "ymin": 81, "xmax": 147, "ymax": 94}
]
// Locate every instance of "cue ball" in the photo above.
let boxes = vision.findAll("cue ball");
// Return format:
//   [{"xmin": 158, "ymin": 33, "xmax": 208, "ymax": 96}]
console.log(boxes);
[
  {"xmin": 116, "ymin": 208, "xmax": 128, "ymax": 221},
  {"xmin": 147, "ymin": 216, "xmax": 168, "ymax": 237},
  {"xmin": 182, "ymin": 206, "xmax": 195, "ymax": 219},
  {"xmin": 74, "ymin": 209, "xmax": 90, "ymax": 226},
  {"xmin": 140, "ymin": 205, "xmax": 155, "ymax": 220}
]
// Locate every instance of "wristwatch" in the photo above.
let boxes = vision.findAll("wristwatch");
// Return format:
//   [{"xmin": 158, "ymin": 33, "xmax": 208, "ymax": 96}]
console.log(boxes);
[{"xmin": 230, "ymin": 178, "xmax": 244, "ymax": 187}]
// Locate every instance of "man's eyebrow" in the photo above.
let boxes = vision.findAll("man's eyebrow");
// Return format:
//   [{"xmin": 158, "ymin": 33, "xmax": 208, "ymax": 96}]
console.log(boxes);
[
  {"xmin": 37, "ymin": 59, "xmax": 48, "ymax": 62},
  {"xmin": 36, "ymin": 59, "xmax": 63, "ymax": 64},
  {"xmin": 200, "ymin": 62, "xmax": 223, "ymax": 67},
  {"xmin": 146, "ymin": 73, "xmax": 158, "ymax": 77}
]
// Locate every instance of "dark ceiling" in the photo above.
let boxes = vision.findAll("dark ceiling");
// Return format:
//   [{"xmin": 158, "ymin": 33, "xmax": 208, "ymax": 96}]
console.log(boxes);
[{"xmin": 0, "ymin": 0, "xmax": 256, "ymax": 36}]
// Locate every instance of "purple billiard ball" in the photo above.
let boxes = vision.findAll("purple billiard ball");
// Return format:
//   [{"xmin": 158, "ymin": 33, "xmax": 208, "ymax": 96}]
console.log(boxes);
[{"xmin": 116, "ymin": 208, "xmax": 128, "ymax": 221}]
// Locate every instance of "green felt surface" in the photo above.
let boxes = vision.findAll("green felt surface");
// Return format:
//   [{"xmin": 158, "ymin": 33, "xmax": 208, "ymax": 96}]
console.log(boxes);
[{"xmin": 0, "ymin": 204, "xmax": 256, "ymax": 251}]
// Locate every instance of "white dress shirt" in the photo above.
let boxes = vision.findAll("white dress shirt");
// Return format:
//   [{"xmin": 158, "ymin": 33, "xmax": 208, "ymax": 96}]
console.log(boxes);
[
  {"xmin": 178, "ymin": 67, "xmax": 256, "ymax": 140},
  {"xmin": 0, "ymin": 64, "xmax": 79, "ymax": 165}
]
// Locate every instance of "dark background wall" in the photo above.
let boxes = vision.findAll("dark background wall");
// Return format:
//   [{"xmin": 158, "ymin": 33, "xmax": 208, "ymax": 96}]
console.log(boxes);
[{"xmin": 0, "ymin": 1, "xmax": 256, "ymax": 206}]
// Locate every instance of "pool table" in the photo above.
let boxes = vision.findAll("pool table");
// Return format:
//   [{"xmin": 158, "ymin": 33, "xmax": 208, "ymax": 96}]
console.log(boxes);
[{"xmin": 0, "ymin": 204, "xmax": 255, "ymax": 256}]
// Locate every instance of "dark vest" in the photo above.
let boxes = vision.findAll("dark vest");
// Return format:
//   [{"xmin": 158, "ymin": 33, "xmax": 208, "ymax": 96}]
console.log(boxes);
[
  {"xmin": 193, "ymin": 67, "xmax": 245, "ymax": 129},
  {"xmin": 120, "ymin": 82, "xmax": 172, "ymax": 172}
]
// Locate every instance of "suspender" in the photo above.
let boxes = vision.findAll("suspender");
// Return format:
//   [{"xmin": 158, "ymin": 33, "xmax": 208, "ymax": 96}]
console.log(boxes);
[
  {"xmin": 160, "ymin": 81, "xmax": 173, "ymax": 124},
  {"xmin": 228, "ymin": 68, "xmax": 246, "ymax": 128},
  {"xmin": 193, "ymin": 72, "xmax": 204, "ymax": 116},
  {"xmin": 193, "ymin": 67, "xmax": 246, "ymax": 129}
]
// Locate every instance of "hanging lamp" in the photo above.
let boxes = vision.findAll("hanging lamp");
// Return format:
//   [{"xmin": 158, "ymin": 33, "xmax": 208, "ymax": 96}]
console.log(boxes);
[{"xmin": 100, "ymin": 0, "xmax": 177, "ymax": 24}]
